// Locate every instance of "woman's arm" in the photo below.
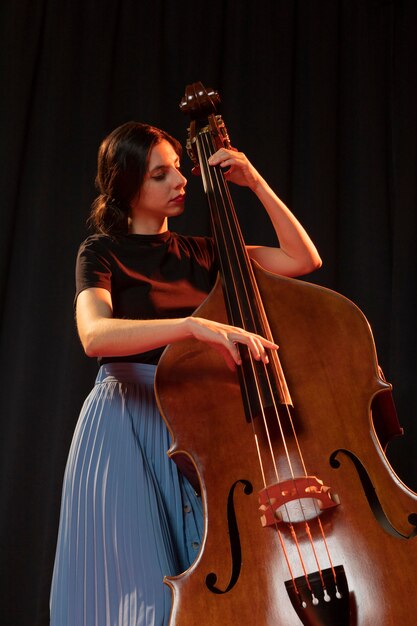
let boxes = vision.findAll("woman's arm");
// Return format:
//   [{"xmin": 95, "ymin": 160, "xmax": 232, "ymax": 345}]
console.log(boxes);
[
  {"xmin": 208, "ymin": 148, "xmax": 322, "ymax": 277},
  {"xmin": 76, "ymin": 287, "xmax": 278, "ymax": 370}
]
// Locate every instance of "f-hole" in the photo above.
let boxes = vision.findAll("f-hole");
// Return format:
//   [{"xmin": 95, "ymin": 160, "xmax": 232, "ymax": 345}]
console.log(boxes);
[{"xmin": 205, "ymin": 479, "xmax": 253, "ymax": 594}]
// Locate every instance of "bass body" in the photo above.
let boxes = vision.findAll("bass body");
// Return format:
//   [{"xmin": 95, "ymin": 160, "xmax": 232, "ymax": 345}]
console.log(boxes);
[{"xmin": 156, "ymin": 267, "xmax": 417, "ymax": 626}]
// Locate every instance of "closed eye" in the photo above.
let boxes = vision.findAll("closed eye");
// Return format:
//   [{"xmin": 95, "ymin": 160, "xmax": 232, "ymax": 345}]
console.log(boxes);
[{"xmin": 150, "ymin": 163, "xmax": 182, "ymax": 181}]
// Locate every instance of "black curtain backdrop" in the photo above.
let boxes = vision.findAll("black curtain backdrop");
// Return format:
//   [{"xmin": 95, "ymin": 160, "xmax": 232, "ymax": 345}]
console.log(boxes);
[{"xmin": 1, "ymin": 1, "xmax": 416, "ymax": 624}]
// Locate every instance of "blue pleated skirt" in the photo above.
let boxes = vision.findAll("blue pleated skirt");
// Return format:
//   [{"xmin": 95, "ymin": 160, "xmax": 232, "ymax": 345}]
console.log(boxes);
[{"xmin": 50, "ymin": 362, "xmax": 203, "ymax": 626}]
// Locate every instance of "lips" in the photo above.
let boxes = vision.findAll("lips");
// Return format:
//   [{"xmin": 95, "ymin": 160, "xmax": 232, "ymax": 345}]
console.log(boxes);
[{"xmin": 170, "ymin": 194, "xmax": 186, "ymax": 203}]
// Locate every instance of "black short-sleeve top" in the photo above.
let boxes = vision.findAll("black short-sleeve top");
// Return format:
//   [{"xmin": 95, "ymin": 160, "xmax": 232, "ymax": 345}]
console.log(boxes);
[{"xmin": 75, "ymin": 231, "xmax": 218, "ymax": 364}]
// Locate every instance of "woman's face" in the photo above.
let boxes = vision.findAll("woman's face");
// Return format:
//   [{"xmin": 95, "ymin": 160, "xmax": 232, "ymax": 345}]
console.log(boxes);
[{"xmin": 130, "ymin": 139, "xmax": 187, "ymax": 233}]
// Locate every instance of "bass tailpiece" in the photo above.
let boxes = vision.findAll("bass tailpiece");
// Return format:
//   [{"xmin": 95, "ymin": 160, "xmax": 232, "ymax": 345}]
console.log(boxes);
[{"xmin": 285, "ymin": 564, "xmax": 350, "ymax": 626}]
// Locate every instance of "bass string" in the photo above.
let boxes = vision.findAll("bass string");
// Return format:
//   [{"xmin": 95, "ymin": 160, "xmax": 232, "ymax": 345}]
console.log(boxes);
[
  {"xmin": 197, "ymin": 127, "xmax": 339, "ymax": 598},
  {"xmin": 196, "ymin": 133, "xmax": 306, "ymax": 583},
  {"xmin": 198, "ymin": 131, "xmax": 303, "ymax": 479},
  {"xmin": 198, "ymin": 130, "xmax": 301, "ymax": 479}
]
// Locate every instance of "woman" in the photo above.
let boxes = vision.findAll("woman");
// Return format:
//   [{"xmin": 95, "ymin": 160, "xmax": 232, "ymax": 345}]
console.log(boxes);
[{"xmin": 50, "ymin": 121, "xmax": 321, "ymax": 626}]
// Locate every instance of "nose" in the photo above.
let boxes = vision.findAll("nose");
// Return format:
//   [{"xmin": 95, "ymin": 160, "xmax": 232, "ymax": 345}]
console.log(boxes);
[{"xmin": 174, "ymin": 169, "xmax": 187, "ymax": 188}]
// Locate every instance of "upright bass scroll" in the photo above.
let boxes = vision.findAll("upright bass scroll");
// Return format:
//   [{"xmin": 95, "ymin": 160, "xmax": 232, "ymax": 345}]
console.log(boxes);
[{"xmin": 155, "ymin": 81, "xmax": 417, "ymax": 626}]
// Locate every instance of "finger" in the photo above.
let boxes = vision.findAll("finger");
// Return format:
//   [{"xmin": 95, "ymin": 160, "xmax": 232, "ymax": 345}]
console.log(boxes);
[
  {"xmin": 209, "ymin": 156, "xmax": 232, "ymax": 168},
  {"xmin": 207, "ymin": 152, "xmax": 222, "ymax": 166},
  {"xmin": 250, "ymin": 336, "xmax": 271, "ymax": 363},
  {"xmin": 213, "ymin": 343, "xmax": 240, "ymax": 371},
  {"xmin": 208, "ymin": 149, "xmax": 236, "ymax": 166},
  {"xmin": 254, "ymin": 335, "xmax": 279, "ymax": 363},
  {"xmin": 224, "ymin": 337, "xmax": 242, "ymax": 366},
  {"xmin": 225, "ymin": 349, "xmax": 239, "ymax": 371},
  {"xmin": 259, "ymin": 337, "xmax": 279, "ymax": 350},
  {"xmin": 227, "ymin": 332, "xmax": 262, "ymax": 362},
  {"xmin": 230, "ymin": 331, "xmax": 278, "ymax": 363}
]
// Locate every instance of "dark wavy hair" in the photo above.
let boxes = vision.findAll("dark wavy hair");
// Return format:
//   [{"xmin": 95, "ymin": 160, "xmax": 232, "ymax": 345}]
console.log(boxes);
[{"xmin": 89, "ymin": 122, "xmax": 182, "ymax": 235}]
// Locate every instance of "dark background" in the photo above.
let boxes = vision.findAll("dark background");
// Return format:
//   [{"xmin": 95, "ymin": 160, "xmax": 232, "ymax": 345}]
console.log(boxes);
[{"xmin": 1, "ymin": 1, "xmax": 416, "ymax": 624}]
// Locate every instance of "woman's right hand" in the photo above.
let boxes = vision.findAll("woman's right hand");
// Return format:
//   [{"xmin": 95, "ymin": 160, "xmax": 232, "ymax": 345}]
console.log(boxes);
[{"xmin": 185, "ymin": 316, "xmax": 278, "ymax": 371}]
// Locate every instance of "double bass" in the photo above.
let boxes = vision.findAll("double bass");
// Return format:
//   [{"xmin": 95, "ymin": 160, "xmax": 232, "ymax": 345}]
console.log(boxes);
[{"xmin": 155, "ymin": 82, "xmax": 417, "ymax": 625}]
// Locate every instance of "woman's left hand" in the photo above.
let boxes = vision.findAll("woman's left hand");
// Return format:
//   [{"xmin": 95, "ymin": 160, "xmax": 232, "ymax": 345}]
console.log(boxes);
[{"xmin": 208, "ymin": 148, "xmax": 260, "ymax": 190}]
